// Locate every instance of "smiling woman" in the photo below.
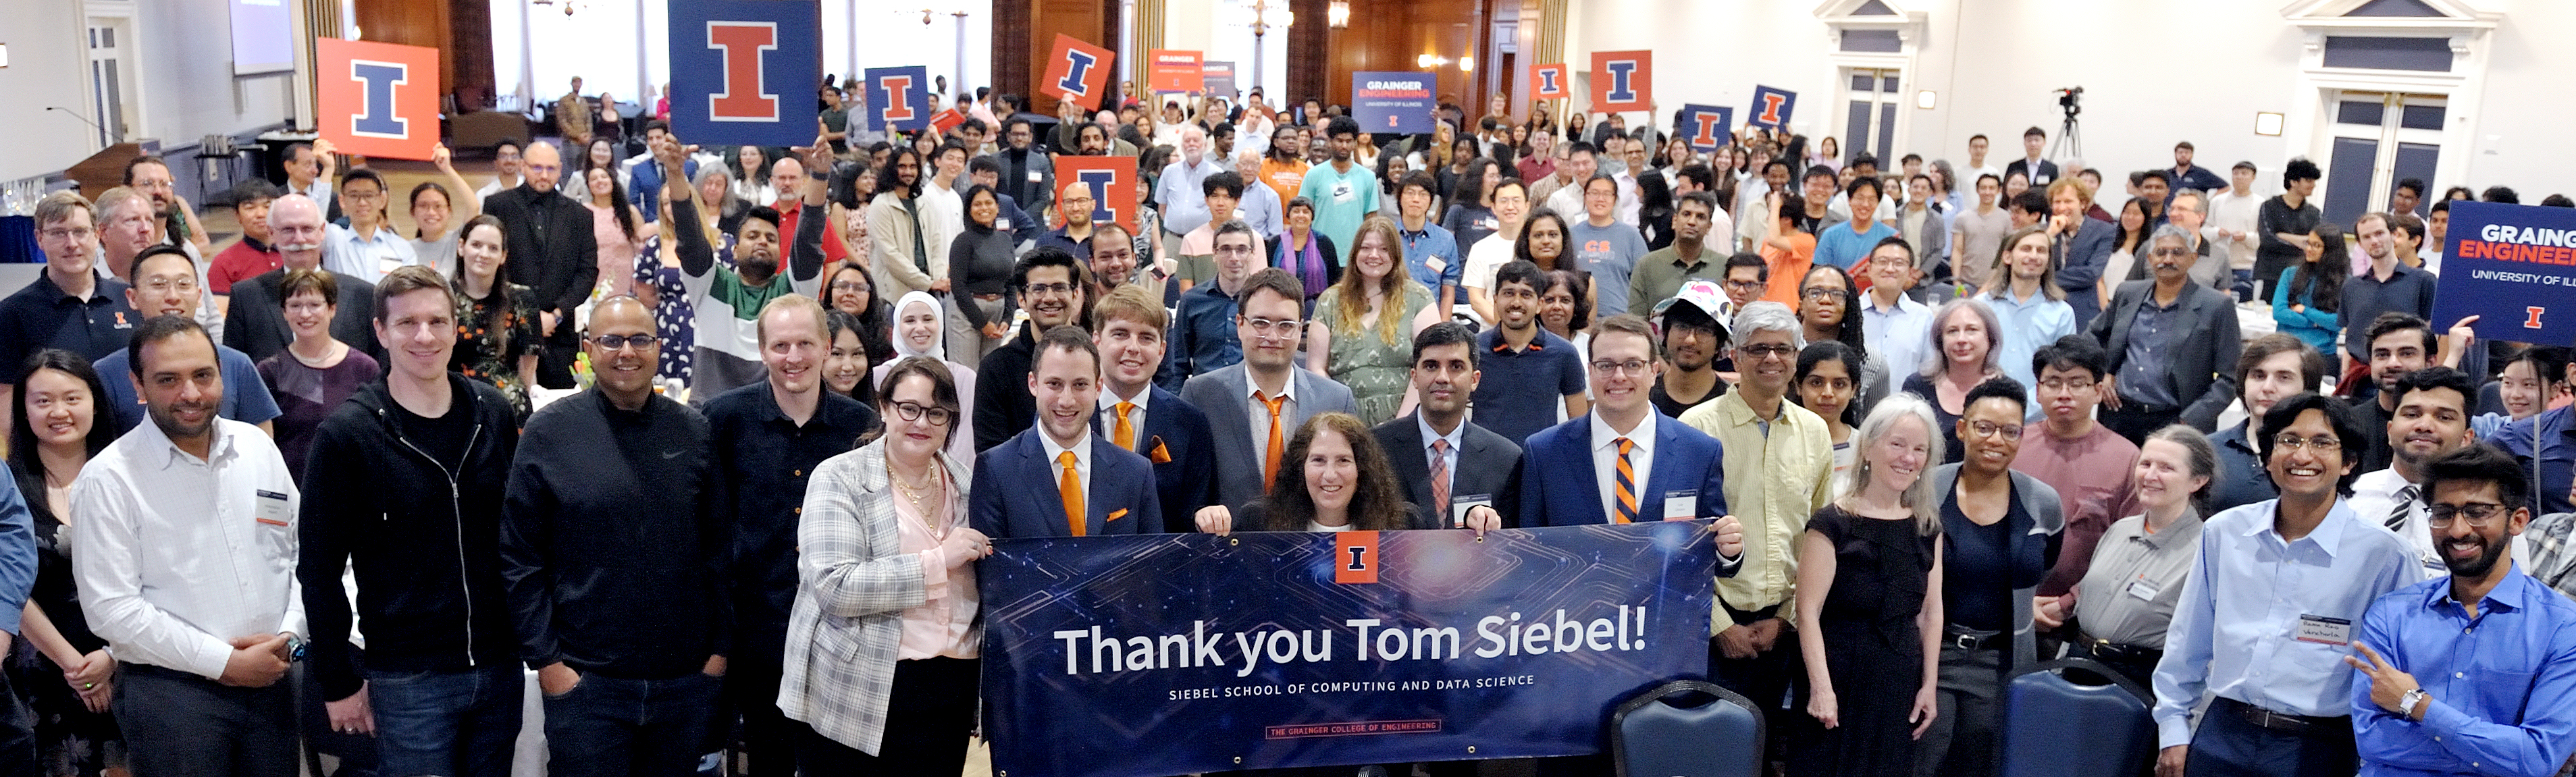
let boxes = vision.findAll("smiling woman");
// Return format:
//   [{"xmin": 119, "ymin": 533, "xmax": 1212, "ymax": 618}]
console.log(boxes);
[{"xmin": 255, "ymin": 267, "xmax": 379, "ymax": 478}]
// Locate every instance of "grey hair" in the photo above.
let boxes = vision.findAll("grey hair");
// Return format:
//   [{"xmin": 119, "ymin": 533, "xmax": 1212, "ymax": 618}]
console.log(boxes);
[
  {"xmin": 692, "ymin": 165, "xmax": 739, "ymax": 212},
  {"xmin": 2151, "ymin": 222, "xmax": 2197, "ymax": 250},
  {"xmin": 2169, "ymin": 188, "xmax": 2207, "ymax": 215},
  {"xmin": 1920, "ymin": 297, "xmax": 2003, "ymax": 378},
  {"xmin": 1841, "ymin": 393, "xmax": 1944, "ymax": 535},
  {"xmin": 1731, "ymin": 301, "xmax": 1804, "ymax": 350},
  {"xmin": 2140, "ymin": 423, "xmax": 2219, "ymax": 516}
]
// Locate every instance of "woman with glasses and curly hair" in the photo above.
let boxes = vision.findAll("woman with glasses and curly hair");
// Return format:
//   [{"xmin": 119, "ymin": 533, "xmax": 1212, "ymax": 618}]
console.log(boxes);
[{"xmin": 1190, "ymin": 412, "xmax": 1423, "ymax": 533}]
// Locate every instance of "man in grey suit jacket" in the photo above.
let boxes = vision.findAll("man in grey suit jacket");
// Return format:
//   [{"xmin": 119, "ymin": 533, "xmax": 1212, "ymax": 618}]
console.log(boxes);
[
  {"xmin": 2047, "ymin": 178, "xmax": 2117, "ymax": 327},
  {"xmin": 1371, "ymin": 323, "xmax": 1522, "ymax": 530},
  {"xmin": 2088, "ymin": 224, "xmax": 2240, "ymax": 442},
  {"xmin": 1178, "ymin": 269, "xmax": 1359, "ymax": 510}
]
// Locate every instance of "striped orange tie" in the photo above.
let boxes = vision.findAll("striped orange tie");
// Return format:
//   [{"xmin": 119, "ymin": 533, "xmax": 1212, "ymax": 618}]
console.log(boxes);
[
  {"xmin": 1113, "ymin": 402, "xmax": 1137, "ymax": 451},
  {"xmin": 1261, "ymin": 393, "xmax": 1288, "ymax": 491},
  {"xmin": 1612, "ymin": 437, "xmax": 1638, "ymax": 524},
  {"xmin": 1058, "ymin": 451, "xmax": 1085, "ymax": 537}
]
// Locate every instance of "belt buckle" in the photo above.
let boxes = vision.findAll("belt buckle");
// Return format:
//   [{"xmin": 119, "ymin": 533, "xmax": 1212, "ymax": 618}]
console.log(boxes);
[{"xmin": 1952, "ymin": 633, "xmax": 1980, "ymax": 651}]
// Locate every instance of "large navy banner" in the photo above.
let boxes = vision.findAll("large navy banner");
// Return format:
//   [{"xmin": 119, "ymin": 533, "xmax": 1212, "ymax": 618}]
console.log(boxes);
[
  {"xmin": 2430, "ymin": 200, "xmax": 2576, "ymax": 346},
  {"xmin": 978, "ymin": 522, "xmax": 1717, "ymax": 777}
]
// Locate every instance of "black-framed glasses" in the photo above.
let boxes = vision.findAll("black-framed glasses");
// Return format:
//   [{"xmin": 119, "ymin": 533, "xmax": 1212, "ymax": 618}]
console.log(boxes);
[
  {"xmin": 1737, "ymin": 344, "xmax": 1797, "ymax": 360},
  {"xmin": 590, "ymin": 333, "xmax": 658, "ymax": 351},
  {"xmin": 1802, "ymin": 287, "xmax": 1845, "ymax": 301},
  {"xmin": 1590, "ymin": 358, "xmax": 1652, "ymax": 375},
  {"xmin": 1023, "ymin": 282, "xmax": 1076, "ymax": 295},
  {"xmin": 2272, "ymin": 433, "xmax": 2343, "ymax": 451},
  {"xmin": 2427, "ymin": 502, "xmax": 2508, "ymax": 529},
  {"xmin": 889, "ymin": 400, "xmax": 954, "ymax": 425},
  {"xmin": 1723, "ymin": 279, "xmax": 1766, "ymax": 293},
  {"xmin": 1969, "ymin": 420, "xmax": 2024, "ymax": 440}
]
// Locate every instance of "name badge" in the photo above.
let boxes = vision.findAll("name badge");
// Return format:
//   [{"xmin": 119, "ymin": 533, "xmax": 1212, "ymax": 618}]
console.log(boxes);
[
  {"xmin": 1662, "ymin": 490, "xmax": 1698, "ymax": 520},
  {"xmin": 1451, "ymin": 494, "xmax": 1493, "ymax": 530},
  {"xmin": 1426, "ymin": 257, "xmax": 1448, "ymax": 273},
  {"xmin": 2125, "ymin": 575, "xmax": 2162, "ymax": 601},
  {"xmin": 1027, "ymin": 170, "xmax": 1045, "ymax": 183},
  {"xmin": 255, "ymin": 489, "xmax": 292, "ymax": 527},
  {"xmin": 2294, "ymin": 614, "xmax": 2352, "ymax": 646},
  {"xmin": 996, "ymin": 218, "xmax": 1011, "ymax": 231}
]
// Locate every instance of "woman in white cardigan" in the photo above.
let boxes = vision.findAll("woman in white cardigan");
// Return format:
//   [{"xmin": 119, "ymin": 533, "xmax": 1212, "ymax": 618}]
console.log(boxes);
[{"xmin": 779, "ymin": 357, "xmax": 993, "ymax": 772}]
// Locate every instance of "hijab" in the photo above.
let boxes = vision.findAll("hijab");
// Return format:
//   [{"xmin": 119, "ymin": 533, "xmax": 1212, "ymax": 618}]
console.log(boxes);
[{"xmin": 892, "ymin": 290, "xmax": 949, "ymax": 360}]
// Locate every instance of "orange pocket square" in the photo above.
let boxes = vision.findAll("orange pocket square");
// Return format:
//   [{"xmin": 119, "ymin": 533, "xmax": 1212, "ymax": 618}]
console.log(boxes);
[
  {"xmin": 1107, "ymin": 508, "xmax": 1130, "ymax": 522},
  {"xmin": 1147, "ymin": 437, "xmax": 1173, "ymax": 463}
]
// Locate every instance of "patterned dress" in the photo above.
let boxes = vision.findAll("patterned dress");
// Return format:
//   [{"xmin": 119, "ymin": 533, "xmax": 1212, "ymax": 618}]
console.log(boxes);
[
  {"xmin": 1316, "ymin": 279, "xmax": 1433, "ymax": 426},
  {"xmin": 452, "ymin": 279, "xmax": 546, "ymax": 421},
  {"xmin": 635, "ymin": 233, "xmax": 738, "ymax": 387}
]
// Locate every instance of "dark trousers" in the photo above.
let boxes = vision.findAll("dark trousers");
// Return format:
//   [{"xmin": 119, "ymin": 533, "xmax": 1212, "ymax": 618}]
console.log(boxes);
[
  {"xmin": 537, "ymin": 322, "xmax": 581, "ymax": 389},
  {"xmin": 793, "ymin": 657, "xmax": 978, "ymax": 777},
  {"xmin": 367, "ymin": 663, "xmax": 525, "ymax": 777},
  {"xmin": 542, "ymin": 670, "xmax": 724, "ymax": 777},
  {"xmin": 2101, "ymin": 403, "xmax": 2182, "ymax": 446},
  {"xmin": 2187, "ymin": 697, "xmax": 2356, "ymax": 777},
  {"xmin": 1709, "ymin": 604, "xmax": 1799, "ymax": 770},
  {"xmin": 116, "ymin": 663, "xmax": 297, "ymax": 777},
  {"xmin": 727, "ymin": 630, "xmax": 809, "ymax": 777},
  {"xmin": 1916, "ymin": 641, "xmax": 2003, "ymax": 777}
]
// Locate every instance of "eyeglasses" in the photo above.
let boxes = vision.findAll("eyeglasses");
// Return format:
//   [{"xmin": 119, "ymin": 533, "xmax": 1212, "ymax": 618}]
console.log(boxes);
[
  {"xmin": 2272, "ymin": 433, "xmax": 2343, "ymax": 452},
  {"xmin": 1723, "ymin": 279, "xmax": 1766, "ymax": 292},
  {"xmin": 1737, "ymin": 344, "xmax": 1797, "ymax": 361},
  {"xmin": 1024, "ymin": 282, "xmax": 1076, "ymax": 296},
  {"xmin": 889, "ymin": 400, "xmax": 954, "ymax": 425},
  {"xmin": 1240, "ymin": 317, "xmax": 1303, "ymax": 334},
  {"xmin": 590, "ymin": 333, "xmax": 658, "ymax": 351},
  {"xmin": 2427, "ymin": 502, "xmax": 2508, "ymax": 529},
  {"xmin": 137, "ymin": 277, "xmax": 199, "ymax": 294},
  {"xmin": 1214, "ymin": 244, "xmax": 1257, "ymax": 256},
  {"xmin": 39, "ymin": 227, "xmax": 95, "ymax": 242},
  {"xmin": 1969, "ymin": 420, "xmax": 2024, "ymax": 440},
  {"xmin": 2036, "ymin": 378, "xmax": 2095, "ymax": 392},
  {"xmin": 1590, "ymin": 358, "xmax": 1652, "ymax": 375},
  {"xmin": 1802, "ymin": 287, "xmax": 1845, "ymax": 301}
]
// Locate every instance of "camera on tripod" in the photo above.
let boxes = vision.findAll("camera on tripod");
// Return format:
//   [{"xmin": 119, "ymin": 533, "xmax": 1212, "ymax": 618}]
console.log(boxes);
[{"xmin": 2056, "ymin": 86, "xmax": 2084, "ymax": 117}]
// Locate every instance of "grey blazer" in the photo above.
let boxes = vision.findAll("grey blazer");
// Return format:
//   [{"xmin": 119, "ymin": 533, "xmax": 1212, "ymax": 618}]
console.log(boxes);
[
  {"xmin": 777, "ymin": 440, "xmax": 976, "ymax": 755},
  {"xmin": 1928, "ymin": 464, "xmax": 2065, "ymax": 670},
  {"xmin": 1179, "ymin": 365, "xmax": 1361, "ymax": 509},
  {"xmin": 2085, "ymin": 278, "xmax": 2241, "ymax": 431}
]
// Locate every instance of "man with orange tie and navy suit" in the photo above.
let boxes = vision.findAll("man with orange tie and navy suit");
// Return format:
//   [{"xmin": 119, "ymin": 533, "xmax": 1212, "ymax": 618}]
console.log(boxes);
[
  {"xmin": 1519, "ymin": 314, "xmax": 1747, "ymax": 568},
  {"xmin": 969, "ymin": 325, "xmax": 1163, "ymax": 539},
  {"xmin": 1091, "ymin": 285, "xmax": 1219, "ymax": 532}
]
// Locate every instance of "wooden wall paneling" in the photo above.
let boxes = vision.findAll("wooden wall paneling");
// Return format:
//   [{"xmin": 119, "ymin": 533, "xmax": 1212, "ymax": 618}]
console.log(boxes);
[
  {"xmin": 1018, "ymin": 0, "xmax": 1120, "ymax": 115},
  {"xmin": 1288, "ymin": 0, "xmax": 1329, "ymax": 107},
  {"xmin": 449, "ymin": 0, "xmax": 494, "ymax": 109},
  {"xmin": 354, "ymin": 0, "xmax": 451, "ymax": 93}
]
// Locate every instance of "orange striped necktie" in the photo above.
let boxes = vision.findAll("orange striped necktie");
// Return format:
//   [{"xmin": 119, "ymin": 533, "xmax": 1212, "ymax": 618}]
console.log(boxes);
[
  {"xmin": 1058, "ymin": 451, "xmax": 1085, "ymax": 537},
  {"xmin": 1261, "ymin": 392, "xmax": 1288, "ymax": 491},
  {"xmin": 1613, "ymin": 437, "xmax": 1637, "ymax": 524}
]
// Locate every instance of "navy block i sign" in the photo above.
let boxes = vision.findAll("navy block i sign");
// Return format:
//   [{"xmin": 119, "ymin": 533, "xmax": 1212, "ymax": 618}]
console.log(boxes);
[{"xmin": 667, "ymin": 0, "xmax": 820, "ymax": 146}]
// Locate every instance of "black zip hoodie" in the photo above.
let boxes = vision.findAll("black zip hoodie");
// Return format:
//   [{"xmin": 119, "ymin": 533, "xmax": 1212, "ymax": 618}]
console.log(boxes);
[{"xmin": 297, "ymin": 373, "xmax": 523, "ymax": 700}]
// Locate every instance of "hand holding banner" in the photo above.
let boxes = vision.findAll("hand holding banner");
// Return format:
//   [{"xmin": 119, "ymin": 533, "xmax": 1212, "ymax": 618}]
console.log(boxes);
[
  {"xmin": 1747, "ymin": 86, "xmax": 1798, "ymax": 130},
  {"xmin": 666, "ymin": 0, "xmax": 822, "ymax": 147},
  {"xmin": 1676, "ymin": 105, "xmax": 1734, "ymax": 152},
  {"xmin": 2429, "ymin": 200, "xmax": 2576, "ymax": 346},
  {"xmin": 1588, "ymin": 51, "xmax": 1653, "ymax": 113},
  {"xmin": 1351, "ymin": 72, "xmax": 1436, "ymax": 135},
  {"xmin": 1041, "ymin": 34, "xmax": 1117, "ymax": 111},
  {"xmin": 316, "ymin": 38, "xmax": 440, "ymax": 161},
  {"xmin": 864, "ymin": 65, "xmax": 937, "ymax": 133},
  {"xmin": 1150, "ymin": 50, "xmax": 1205, "ymax": 93}
]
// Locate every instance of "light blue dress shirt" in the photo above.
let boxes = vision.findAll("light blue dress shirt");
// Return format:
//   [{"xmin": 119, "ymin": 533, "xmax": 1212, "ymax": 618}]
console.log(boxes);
[
  {"xmin": 2151, "ymin": 498, "xmax": 2424, "ymax": 748},
  {"xmin": 2352, "ymin": 566, "xmax": 2576, "ymax": 777},
  {"xmin": 1980, "ymin": 286, "xmax": 2076, "ymax": 418}
]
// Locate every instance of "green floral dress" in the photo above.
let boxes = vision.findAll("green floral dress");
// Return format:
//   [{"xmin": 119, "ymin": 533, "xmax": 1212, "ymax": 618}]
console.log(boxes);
[
  {"xmin": 452, "ymin": 279, "xmax": 546, "ymax": 421},
  {"xmin": 1317, "ymin": 279, "xmax": 1433, "ymax": 427}
]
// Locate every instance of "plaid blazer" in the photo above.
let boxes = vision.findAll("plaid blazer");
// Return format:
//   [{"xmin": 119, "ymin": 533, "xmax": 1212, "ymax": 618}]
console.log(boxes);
[{"xmin": 777, "ymin": 439, "xmax": 979, "ymax": 754}]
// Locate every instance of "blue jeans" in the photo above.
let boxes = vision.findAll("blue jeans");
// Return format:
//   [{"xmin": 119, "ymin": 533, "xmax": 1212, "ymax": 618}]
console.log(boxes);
[
  {"xmin": 368, "ymin": 663, "xmax": 525, "ymax": 777},
  {"xmin": 542, "ymin": 670, "xmax": 724, "ymax": 777}
]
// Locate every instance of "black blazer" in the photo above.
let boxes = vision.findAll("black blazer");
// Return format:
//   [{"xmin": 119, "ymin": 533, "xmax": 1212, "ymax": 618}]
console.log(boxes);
[
  {"xmin": 480, "ymin": 184, "xmax": 600, "ymax": 315},
  {"xmin": 2003, "ymin": 158, "xmax": 2059, "ymax": 186},
  {"xmin": 2086, "ymin": 279, "xmax": 2240, "ymax": 431},
  {"xmin": 223, "ymin": 268, "xmax": 382, "ymax": 365},
  {"xmin": 1371, "ymin": 414, "xmax": 1525, "ymax": 530}
]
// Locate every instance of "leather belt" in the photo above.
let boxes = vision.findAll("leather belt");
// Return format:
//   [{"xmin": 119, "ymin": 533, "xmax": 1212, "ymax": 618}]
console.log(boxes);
[
  {"xmin": 1945, "ymin": 625, "xmax": 2005, "ymax": 651},
  {"xmin": 2213, "ymin": 696, "xmax": 2345, "ymax": 736},
  {"xmin": 2074, "ymin": 632, "xmax": 2162, "ymax": 666}
]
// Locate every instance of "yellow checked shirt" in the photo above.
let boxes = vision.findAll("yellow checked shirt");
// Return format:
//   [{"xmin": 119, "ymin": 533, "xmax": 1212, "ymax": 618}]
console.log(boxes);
[{"xmin": 1680, "ymin": 392, "xmax": 1835, "ymax": 631}]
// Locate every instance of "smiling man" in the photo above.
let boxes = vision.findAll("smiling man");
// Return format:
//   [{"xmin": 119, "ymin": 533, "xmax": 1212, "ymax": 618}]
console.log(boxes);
[
  {"xmin": 1471, "ymin": 260, "xmax": 1590, "ymax": 447},
  {"xmin": 973, "ymin": 247, "xmax": 1090, "ymax": 452},
  {"xmin": 972, "ymin": 325, "xmax": 1161, "ymax": 539},
  {"xmin": 2345, "ymin": 367, "xmax": 2493, "ymax": 577},
  {"xmin": 93, "ymin": 247, "xmax": 281, "ymax": 435},
  {"xmin": 1178, "ymin": 268, "xmax": 1360, "ymax": 510},
  {"xmin": 1093, "ymin": 285, "xmax": 1217, "ymax": 531},
  {"xmin": 2150, "ymin": 393, "xmax": 2422, "ymax": 777},
  {"xmin": 1372, "ymin": 322, "xmax": 1523, "ymax": 531},
  {"xmin": 701, "ymin": 294, "xmax": 879, "ymax": 776},
  {"xmin": 658, "ymin": 134, "xmax": 831, "ymax": 404}
]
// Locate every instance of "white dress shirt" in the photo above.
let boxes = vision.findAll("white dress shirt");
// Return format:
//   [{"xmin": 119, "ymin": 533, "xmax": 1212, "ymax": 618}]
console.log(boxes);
[
  {"xmin": 323, "ymin": 222, "xmax": 419, "ymax": 285},
  {"xmin": 1418, "ymin": 413, "xmax": 1465, "ymax": 504},
  {"xmin": 1099, "ymin": 387, "xmax": 1153, "ymax": 451},
  {"xmin": 1589, "ymin": 412, "xmax": 1658, "ymax": 524},
  {"xmin": 2150, "ymin": 498, "xmax": 2424, "ymax": 747},
  {"xmin": 2345, "ymin": 468, "xmax": 2531, "ymax": 579},
  {"xmin": 1246, "ymin": 374, "xmax": 1301, "ymax": 483},
  {"xmin": 1039, "ymin": 427, "xmax": 1094, "ymax": 500},
  {"xmin": 72, "ymin": 417, "xmax": 306, "ymax": 680},
  {"xmin": 1860, "ymin": 293, "xmax": 1936, "ymax": 379}
]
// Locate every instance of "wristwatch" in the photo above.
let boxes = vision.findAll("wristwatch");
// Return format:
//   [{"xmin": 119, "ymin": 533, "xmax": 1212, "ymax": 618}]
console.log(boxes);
[
  {"xmin": 285, "ymin": 634, "xmax": 310, "ymax": 663},
  {"xmin": 2398, "ymin": 688, "xmax": 2427, "ymax": 720}
]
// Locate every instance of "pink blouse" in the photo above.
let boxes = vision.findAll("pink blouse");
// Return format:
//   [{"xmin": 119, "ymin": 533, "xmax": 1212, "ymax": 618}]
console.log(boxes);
[
  {"xmin": 893, "ymin": 466, "xmax": 979, "ymax": 660},
  {"xmin": 588, "ymin": 202, "xmax": 640, "ymax": 295}
]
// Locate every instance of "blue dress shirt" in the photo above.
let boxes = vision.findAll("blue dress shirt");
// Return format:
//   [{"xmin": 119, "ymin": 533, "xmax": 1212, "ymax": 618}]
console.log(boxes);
[
  {"xmin": 2151, "ymin": 498, "xmax": 2425, "ymax": 747},
  {"xmin": 2352, "ymin": 567, "xmax": 2576, "ymax": 777}
]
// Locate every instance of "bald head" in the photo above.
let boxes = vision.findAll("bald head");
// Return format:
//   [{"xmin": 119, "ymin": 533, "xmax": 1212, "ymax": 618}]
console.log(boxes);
[
  {"xmin": 770, "ymin": 157, "xmax": 807, "ymax": 198},
  {"xmin": 1059, "ymin": 180, "xmax": 1097, "ymax": 227},
  {"xmin": 523, "ymin": 142, "xmax": 563, "ymax": 192},
  {"xmin": 269, "ymin": 194, "xmax": 327, "ymax": 270}
]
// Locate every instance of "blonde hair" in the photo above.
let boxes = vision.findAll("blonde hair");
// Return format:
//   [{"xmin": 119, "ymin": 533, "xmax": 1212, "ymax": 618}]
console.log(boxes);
[
  {"xmin": 1839, "ymin": 393, "xmax": 1943, "ymax": 535},
  {"xmin": 1325, "ymin": 214, "xmax": 1417, "ymax": 346},
  {"xmin": 754, "ymin": 294, "xmax": 829, "ymax": 346},
  {"xmin": 90, "ymin": 186, "xmax": 151, "ymax": 224}
]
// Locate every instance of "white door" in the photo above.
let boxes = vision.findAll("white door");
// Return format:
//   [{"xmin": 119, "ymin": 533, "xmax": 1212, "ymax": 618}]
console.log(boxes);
[
  {"xmin": 86, "ymin": 19, "xmax": 140, "ymax": 146},
  {"xmin": 2320, "ymin": 90, "xmax": 2444, "ymax": 227}
]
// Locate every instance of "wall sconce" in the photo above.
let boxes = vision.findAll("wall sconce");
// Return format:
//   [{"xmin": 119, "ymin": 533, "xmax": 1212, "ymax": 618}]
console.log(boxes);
[
  {"xmin": 1458, "ymin": 56, "xmax": 1473, "ymax": 72},
  {"xmin": 1914, "ymin": 90, "xmax": 1935, "ymax": 109},
  {"xmin": 1328, "ymin": 0, "xmax": 1350, "ymax": 28},
  {"xmin": 2255, "ymin": 111, "xmax": 2285, "ymax": 136},
  {"xmin": 1417, "ymin": 53, "xmax": 1450, "ymax": 68}
]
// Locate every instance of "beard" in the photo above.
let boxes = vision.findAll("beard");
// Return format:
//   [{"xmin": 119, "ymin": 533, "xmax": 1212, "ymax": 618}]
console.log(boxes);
[{"xmin": 2442, "ymin": 531, "xmax": 2509, "ymax": 579}]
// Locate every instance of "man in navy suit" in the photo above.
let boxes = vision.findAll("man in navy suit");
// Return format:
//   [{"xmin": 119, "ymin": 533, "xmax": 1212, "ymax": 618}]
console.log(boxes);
[
  {"xmin": 2047, "ymin": 177, "xmax": 2117, "ymax": 325},
  {"xmin": 1179, "ymin": 268, "xmax": 1361, "ymax": 510},
  {"xmin": 2002, "ymin": 126, "xmax": 2059, "ymax": 188},
  {"xmin": 969, "ymin": 325, "xmax": 1163, "ymax": 539},
  {"xmin": 1519, "ymin": 314, "xmax": 1745, "ymax": 545},
  {"xmin": 1091, "ymin": 284, "xmax": 1220, "ymax": 531},
  {"xmin": 1373, "ymin": 322, "xmax": 1522, "ymax": 531}
]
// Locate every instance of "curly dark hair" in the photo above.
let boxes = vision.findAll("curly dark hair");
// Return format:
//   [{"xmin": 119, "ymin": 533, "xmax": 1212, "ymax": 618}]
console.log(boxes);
[{"xmin": 1260, "ymin": 412, "xmax": 1412, "ymax": 532}]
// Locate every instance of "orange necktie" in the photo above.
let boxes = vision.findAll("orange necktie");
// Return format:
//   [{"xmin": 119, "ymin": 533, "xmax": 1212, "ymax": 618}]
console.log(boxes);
[
  {"xmin": 1058, "ymin": 451, "xmax": 1085, "ymax": 537},
  {"xmin": 1113, "ymin": 402, "xmax": 1137, "ymax": 450},
  {"xmin": 1613, "ymin": 437, "xmax": 1638, "ymax": 524},
  {"xmin": 1261, "ymin": 393, "xmax": 1289, "ymax": 492}
]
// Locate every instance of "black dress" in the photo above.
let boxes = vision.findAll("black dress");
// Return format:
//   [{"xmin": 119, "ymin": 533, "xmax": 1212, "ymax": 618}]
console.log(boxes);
[
  {"xmin": 1900, "ymin": 373, "xmax": 1966, "ymax": 465},
  {"xmin": 1792, "ymin": 505, "xmax": 1936, "ymax": 777},
  {"xmin": 8, "ymin": 468, "xmax": 117, "ymax": 775}
]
